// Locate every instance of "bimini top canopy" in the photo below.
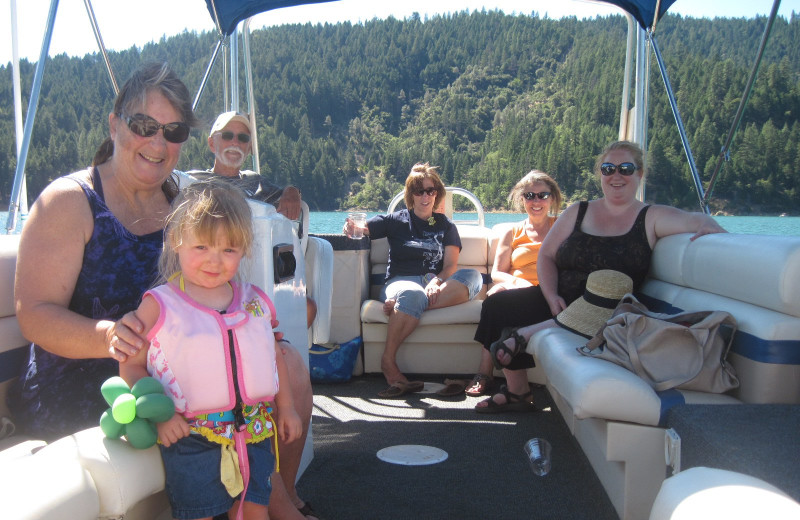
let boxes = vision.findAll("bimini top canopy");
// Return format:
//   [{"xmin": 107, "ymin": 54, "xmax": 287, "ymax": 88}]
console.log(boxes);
[
  {"xmin": 206, "ymin": 0, "xmax": 678, "ymax": 36},
  {"xmin": 602, "ymin": 0, "xmax": 678, "ymax": 29},
  {"xmin": 206, "ymin": 0, "xmax": 340, "ymax": 36}
]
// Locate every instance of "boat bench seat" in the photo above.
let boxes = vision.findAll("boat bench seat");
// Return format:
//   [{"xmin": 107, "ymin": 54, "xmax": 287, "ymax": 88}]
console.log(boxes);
[
  {"xmin": 0, "ymin": 427, "xmax": 169, "ymax": 520},
  {"xmin": 526, "ymin": 233, "xmax": 800, "ymax": 520},
  {"xmin": 361, "ymin": 224, "xmax": 494, "ymax": 375},
  {"xmin": 649, "ymin": 467, "xmax": 800, "ymax": 520}
]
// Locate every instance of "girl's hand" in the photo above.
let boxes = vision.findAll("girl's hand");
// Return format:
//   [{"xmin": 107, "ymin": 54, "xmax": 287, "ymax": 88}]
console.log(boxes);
[
  {"xmin": 105, "ymin": 311, "xmax": 146, "ymax": 362},
  {"xmin": 277, "ymin": 407, "xmax": 302, "ymax": 443},
  {"xmin": 156, "ymin": 415, "xmax": 190, "ymax": 447}
]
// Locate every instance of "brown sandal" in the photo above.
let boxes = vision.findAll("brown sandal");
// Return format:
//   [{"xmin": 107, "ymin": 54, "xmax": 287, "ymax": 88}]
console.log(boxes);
[{"xmin": 465, "ymin": 373, "xmax": 493, "ymax": 397}]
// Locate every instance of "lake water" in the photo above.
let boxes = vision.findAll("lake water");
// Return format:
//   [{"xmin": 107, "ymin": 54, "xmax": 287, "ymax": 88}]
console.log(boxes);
[
  {"xmin": 311, "ymin": 212, "xmax": 800, "ymax": 236},
  {"xmin": 4, "ymin": 211, "xmax": 799, "ymax": 237}
]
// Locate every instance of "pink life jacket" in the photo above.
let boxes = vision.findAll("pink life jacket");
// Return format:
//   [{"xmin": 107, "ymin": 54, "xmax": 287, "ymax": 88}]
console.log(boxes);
[{"xmin": 145, "ymin": 282, "xmax": 279, "ymax": 417}]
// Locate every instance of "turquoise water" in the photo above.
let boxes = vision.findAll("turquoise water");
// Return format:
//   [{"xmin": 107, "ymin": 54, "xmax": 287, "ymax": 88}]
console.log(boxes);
[
  {"xmin": 311, "ymin": 212, "xmax": 800, "ymax": 236},
  {"xmin": 4, "ymin": 211, "xmax": 799, "ymax": 237}
]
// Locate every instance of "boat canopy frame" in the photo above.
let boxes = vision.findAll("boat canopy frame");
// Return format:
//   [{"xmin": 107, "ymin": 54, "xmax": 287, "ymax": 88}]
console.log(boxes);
[{"xmin": 5, "ymin": 0, "xmax": 784, "ymax": 232}]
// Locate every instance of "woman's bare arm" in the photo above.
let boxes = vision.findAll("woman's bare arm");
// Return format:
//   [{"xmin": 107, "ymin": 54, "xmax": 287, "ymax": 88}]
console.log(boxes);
[{"xmin": 14, "ymin": 177, "xmax": 145, "ymax": 361}]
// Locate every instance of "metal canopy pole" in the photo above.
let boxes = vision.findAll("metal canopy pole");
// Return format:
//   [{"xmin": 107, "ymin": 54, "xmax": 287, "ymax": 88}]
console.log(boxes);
[
  {"xmin": 82, "ymin": 0, "xmax": 119, "ymax": 94},
  {"xmin": 703, "ymin": 0, "xmax": 781, "ymax": 206},
  {"xmin": 6, "ymin": 0, "xmax": 60, "ymax": 233},
  {"xmin": 243, "ymin": 18, "xmax": 260, "ymax": 175},
  {"xmin": 193, "ymin": 39, "xmax": 224, "ymax": 111},
  {"xmin": 649, "ymin": 32, "xmax": 709, "ymax": 214}
]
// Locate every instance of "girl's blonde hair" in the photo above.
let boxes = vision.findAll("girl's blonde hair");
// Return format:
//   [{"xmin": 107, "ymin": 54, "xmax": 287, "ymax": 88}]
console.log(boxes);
[
  {"xmin": 508, "ymin": 170, "xmax": 563, "ymax": 214},
  {"xmin": 158, "ymin": 178, "xmax": 253, "ymax": 283},
  {"xmin": 403, "ymin": 162, "xmax": 446, "ymax": 211}
]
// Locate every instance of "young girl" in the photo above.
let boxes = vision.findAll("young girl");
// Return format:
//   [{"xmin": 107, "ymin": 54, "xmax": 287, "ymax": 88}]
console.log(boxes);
[{"xmin": 119, "ymin": 178, "xmax": 301, "ymax": 520}]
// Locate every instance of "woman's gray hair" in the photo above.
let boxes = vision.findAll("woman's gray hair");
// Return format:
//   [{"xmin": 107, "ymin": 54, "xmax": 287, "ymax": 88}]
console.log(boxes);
[{"xmin": 92, "ymin": 62, "xmax": 198, "ymax": 168}]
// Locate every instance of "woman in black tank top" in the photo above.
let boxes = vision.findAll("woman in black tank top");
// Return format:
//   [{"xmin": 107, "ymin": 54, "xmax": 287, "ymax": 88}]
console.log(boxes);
[{"xmin": 475, "ymin": 141, "xmax": 726, "ymax": 413}]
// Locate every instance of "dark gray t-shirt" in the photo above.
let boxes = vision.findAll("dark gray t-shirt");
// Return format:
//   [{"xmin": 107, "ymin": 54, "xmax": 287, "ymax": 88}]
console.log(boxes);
[{"xmin": 189, "ymin": 169, "xmax": 284, "ymax": 205}]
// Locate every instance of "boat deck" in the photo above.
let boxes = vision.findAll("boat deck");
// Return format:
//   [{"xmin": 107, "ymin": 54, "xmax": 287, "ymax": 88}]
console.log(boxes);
[{"xmin": 297, "ymin": 375, "xmax": 617, "ymax": 519}]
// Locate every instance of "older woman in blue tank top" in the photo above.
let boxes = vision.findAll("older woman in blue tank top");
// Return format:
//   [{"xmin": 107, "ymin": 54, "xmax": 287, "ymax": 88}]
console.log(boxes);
[{"xmin": 10, "ymin": 63, "xmax": 317, "ymax": 519}]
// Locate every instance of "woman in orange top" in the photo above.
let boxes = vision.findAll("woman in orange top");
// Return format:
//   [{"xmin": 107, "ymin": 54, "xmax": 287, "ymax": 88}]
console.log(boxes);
[{"xmin": 465, "ymin": 171, "xmax": 563, "ymax": 397}]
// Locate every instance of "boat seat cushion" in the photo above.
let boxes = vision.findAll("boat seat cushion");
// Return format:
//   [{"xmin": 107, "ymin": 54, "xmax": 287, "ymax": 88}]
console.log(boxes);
[
  {"xmin": 643, "ymin": 233, "xmax": 800, "ymax": 404},
  {"xmin": 45, "ymin": 427, "xmax": 165, "ymax": 518},
  {"xmin": 530, "ymin": 327, "xmax": 739, "ymax": 427},
  {"xmin": 649, "ymin": 467, "xmax": 800, "ymax": 520},
  {"xmin": 0, "ymin": 436, "xmax": 100, "ymax": 520},
  {"xmin": 361, "ymin": 299, "xmax": 483, "ymax": 326}
]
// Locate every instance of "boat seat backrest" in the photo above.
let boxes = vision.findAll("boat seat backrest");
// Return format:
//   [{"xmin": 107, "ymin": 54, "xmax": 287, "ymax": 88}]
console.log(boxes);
[
  {"xmin": 640, "ymin": 233, "xmax": 800, "ymax": 403},
  {"xmin": 368, "ymin": 224, "xmax": 491, "ymax": 300},
  {"xmin": 0, "ymin": 236, "xmax": 28, "ymax": 426}
]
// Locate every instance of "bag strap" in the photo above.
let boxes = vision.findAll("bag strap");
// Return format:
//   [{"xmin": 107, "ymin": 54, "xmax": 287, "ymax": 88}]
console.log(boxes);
[
  {"xmin": 584, "ymin": 293, "xmax": 649, "ymax": 351},
  {"xmin": 309, "ymin": 344, "xmax": 340, "ymax": 355}
]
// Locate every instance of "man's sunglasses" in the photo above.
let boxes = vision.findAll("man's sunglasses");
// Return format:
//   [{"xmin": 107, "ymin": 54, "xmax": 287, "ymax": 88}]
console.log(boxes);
[
  {"xmin": 413, "ymin": 187, "xmax": 437, "ymax": 196},
  {"xmin": 600, "ymin": 162, "xmax": 638, "ymax": 176},
  {"xmin": 523, "ymin": 191, "xmax": 551, "ymax": 200},
  {"xmin": 219, "ymin": 131, "xmax": 251, "ymax": 143},
  {"xmin": 120, "ymin": 113, "xmax": 190, "ymax": 144}
]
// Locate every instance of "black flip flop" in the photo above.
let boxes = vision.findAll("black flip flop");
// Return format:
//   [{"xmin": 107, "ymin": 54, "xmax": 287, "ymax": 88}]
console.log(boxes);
[
  {"xmin": 377, "ymin": 380, "xmax": 424, "ymax": 398},
  {"xmin": 436, "ymin": 378, "xmax": 468, "ymax": 397}
]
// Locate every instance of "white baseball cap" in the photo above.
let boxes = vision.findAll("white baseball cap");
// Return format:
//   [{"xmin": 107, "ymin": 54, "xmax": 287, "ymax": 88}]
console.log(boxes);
[{"xmin": 210, "ymin": 111, "xmax": 251, "ymax": 135}]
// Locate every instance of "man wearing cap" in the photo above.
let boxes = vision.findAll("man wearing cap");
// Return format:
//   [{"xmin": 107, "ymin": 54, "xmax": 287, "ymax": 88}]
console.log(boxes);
[
  {"xmin": 198, "ymin": 113, "xmax": 321, "ymax": 519},
  {"xmin": 203, "ymin": 111, "xmax": 303, "ymax": 220}
]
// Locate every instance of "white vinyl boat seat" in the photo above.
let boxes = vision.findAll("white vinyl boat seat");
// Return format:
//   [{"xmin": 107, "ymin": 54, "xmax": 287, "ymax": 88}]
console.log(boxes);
[
  {"xmin": 525, "ymin": 233, "xmax": 800, "ymax": 520},
  {"xmin": 360, "ymin": 224, "xmax": 493, "ymax": 375},
  {"xmin": 649, "ymin": 467, "xmax": 800, "ymax": 520},
  {"xmin": 0, "ymin": 427, "xmax": 169, "ymax": 520}
]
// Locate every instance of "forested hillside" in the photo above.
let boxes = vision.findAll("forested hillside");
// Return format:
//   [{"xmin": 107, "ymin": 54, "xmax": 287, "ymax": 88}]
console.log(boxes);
[{"xmin": 1, "ymin": 10, "xmax": 799, "ymax": 214}]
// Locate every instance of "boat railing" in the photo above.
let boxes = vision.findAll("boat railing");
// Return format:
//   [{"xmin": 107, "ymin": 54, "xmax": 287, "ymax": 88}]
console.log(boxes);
[{"xmin": 387, "ymin": 187, "xmax": 485, "ymax": 227}]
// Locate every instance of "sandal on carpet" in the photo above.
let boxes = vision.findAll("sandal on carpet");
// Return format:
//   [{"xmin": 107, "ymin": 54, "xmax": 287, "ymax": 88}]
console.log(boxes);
[
  {"xmin": 298, "ymin": 501, "xmax": 323, "ymax": 520},
  {"xmin": 489, "ymin": 327, "xmax": 527, "ymax": 370},
  {"xmin": 465, "ymin": 373, "xmax": 494, "ymax": 397},
  {"xmin": 377, "ymin": 380, "xmax": 424, "ymax": 398},
  {"xmin": 474, "ymin": 385, "xmax": 538, "ymax": 414},
  {"xmin": 436, "ymin": 378, "xmax": 469, "ymax": 397}
]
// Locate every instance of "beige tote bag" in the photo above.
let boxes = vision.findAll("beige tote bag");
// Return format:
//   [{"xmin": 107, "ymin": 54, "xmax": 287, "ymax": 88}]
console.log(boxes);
[{"xmin": 579, "ymin": 294, "xmax": 739, "ymax": 393}]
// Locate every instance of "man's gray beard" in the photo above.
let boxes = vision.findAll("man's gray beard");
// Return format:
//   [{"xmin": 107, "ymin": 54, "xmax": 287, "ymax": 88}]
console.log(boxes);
[{"xmin": 218, "ymin": 146, "xmax": 246, "ymax": 169}]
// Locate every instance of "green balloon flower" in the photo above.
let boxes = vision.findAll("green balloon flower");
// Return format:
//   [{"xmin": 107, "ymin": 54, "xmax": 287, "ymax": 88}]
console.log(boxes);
[{"xmin": 99, "ymin": 376, "xmax": 175, "ymax": 449}]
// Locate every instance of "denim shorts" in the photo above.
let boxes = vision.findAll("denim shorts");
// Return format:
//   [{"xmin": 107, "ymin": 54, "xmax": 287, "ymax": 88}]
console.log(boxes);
[
  {"xmin": 380, "ymin": 268, "xmax": 483, "ymax": 319},
  {"xmin": 160, "ymin": 433, "xmax": 274, "ymax": 519}
]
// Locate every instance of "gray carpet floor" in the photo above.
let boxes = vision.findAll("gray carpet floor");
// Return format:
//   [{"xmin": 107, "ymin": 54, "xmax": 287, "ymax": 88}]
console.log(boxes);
[{"xmin": 296, "ymin": 375, "xmax": 617, "ymax": 520}]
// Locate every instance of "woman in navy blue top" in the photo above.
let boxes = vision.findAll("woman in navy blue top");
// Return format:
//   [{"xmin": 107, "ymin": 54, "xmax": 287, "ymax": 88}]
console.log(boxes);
[{"xmin": 344, "ymin": 163, "xmax": 482, "ymax": 398}]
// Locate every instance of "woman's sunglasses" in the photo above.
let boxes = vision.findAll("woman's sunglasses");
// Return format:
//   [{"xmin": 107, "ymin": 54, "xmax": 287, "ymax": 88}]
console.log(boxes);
[
  {"xmin": 413, "ymin": 187, "xmax": 437, "ymax": 196},
  {"xmin": 523, "ymin": 191, "xmax": 551, "ymax": 200},
  {"xmin": 600, "ymin": 162, "xmax": 638, "ymax": 176},
  {"xmin": 121, "ymin": 113, "xmax": 190, "ymax": 143},
  {"xmin": 219, "ymin": 131, "xmax": 251, "ymax": 143}
]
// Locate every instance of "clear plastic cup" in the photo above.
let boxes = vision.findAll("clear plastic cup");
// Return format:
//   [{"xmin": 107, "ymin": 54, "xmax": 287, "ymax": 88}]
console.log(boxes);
[
  {"xmin": 523, "ymin": 438, "xmax": 552, "ymax": 476},
  {"xmin": 347, "ymin": 212, "xmax": 367, "ymax": 239}
]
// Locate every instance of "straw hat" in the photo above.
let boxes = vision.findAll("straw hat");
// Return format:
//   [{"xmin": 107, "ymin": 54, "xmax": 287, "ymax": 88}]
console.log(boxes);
[{"xmin": 554, "ymin": 270, "xmax": 633, "ymax": 338}]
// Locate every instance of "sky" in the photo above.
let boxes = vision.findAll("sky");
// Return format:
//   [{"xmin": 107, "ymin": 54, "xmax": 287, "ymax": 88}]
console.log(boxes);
[{"xmin": 2, "ymin": 0, "xmax": 799, "ymax": 65}]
